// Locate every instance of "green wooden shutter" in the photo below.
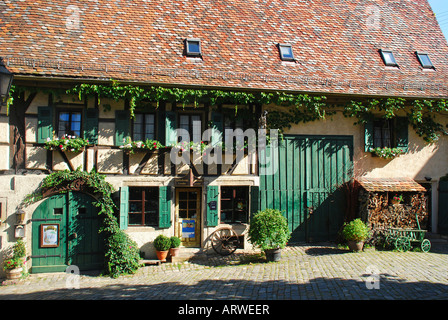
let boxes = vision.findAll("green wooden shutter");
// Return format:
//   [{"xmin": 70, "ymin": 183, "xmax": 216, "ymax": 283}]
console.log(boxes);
[
  {"xmin": 206, "ymin": 185, "xmax": 219, "ymax": 227},
  {"xmin": 250, "ymin": 186, "xmax": 259, "ymax": 220},
  {"xmin": 364, "ymin": 120, "xmax": 374, "ymax": 152},
  {"xmin": 395, "ymin": 117, "xmax": 409, "ymax": 153},
  {"xmin": 165, "ymin": 111, "xmax": 177, "ymax": 146},
  {"xmin": 83, "ymin": 108, "xmax": 99, "ymax": 144},
  {"xmin": 37, "ymin": 106, "xmax": 53, "ymax": 143},
  {"xmin": 159, "ymin": 186, "xmax": 172, "ymax": 228},
  {"xmin": 115, "ymin": 110, "xmax": 130, "ymax": 146},
  {"xmin": 119, "ymin": 186, "xmax": 129, "ymax": 230},
  {"xmin": 211, "ymin": 112, "xmax": 223, "ymax": 146}
]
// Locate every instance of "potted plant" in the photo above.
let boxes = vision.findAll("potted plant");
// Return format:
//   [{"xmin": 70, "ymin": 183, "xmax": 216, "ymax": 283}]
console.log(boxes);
[
  {"xmin": 3, "ymin": 239, "xmax": 26, "ymax": 280},
  {"xmin": 342, "ymin": 218, "xmax": 370, "ymax": 252},
  {"xmin": 169, "ymin": 236, "xmax": 181, "ymax": 257},
  {"xmin": 153, "ymin": 234, "xmax": 171, "ymax": 262},
  {"xmin": 248, "ymin": 209, "xmax": 291, "ymax": 262}
]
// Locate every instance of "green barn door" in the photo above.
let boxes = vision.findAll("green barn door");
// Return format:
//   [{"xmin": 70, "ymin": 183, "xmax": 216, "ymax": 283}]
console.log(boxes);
[
  {"xmin": 259, "ymin": 135, "xmax": 353, "ymax": 243},
  {"xmin": 68, "ymin": 192, "xmax": 104, "ymax": 270},
  {"xmin": 31, "ymin": 192, "xmax": 103, "ymax": 273}
]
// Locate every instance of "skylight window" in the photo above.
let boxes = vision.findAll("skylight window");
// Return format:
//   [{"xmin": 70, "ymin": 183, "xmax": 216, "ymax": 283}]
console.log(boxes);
[
  {"xmin": 416, "ymin": 52, "xmax": 435, "ymax": 69},
  {"xmin": 185, "ymin": 38, "xmax": 201, "ymax": 57},
  {"xmin": 379, "ymin": 49, "xmax": 398, "ymax": 67},
  {"xmin": 278, "ymin": 44, "xmax": 295, "ymax": 61}
]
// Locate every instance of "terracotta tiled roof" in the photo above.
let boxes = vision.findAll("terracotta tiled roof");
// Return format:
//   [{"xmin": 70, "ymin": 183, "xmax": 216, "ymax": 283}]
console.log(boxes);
[
  {"xmin": 357, "ymin": 177, "xmax": 426, "ymax": 192},
  {"xmin": 1, "ymin": 0, "xmax": 448, "ymax": 98}
]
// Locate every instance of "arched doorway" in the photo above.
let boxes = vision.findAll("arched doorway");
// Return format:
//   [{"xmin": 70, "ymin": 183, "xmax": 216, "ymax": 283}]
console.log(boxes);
[{"xmin": 31, "ymin": 192, "xmax": 104, "ymax": 273}]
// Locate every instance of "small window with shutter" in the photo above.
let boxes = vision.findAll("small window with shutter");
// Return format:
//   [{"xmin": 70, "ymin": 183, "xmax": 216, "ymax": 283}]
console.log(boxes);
[{"xmin": 365, "ymin": 117, "xmax": 408, "ymax": 153}]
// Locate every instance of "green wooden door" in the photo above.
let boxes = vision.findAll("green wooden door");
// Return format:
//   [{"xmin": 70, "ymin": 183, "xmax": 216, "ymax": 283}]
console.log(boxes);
[
  {"xmin": 259, "ymin": 135, "xmax": 353, "ymax": 242},
  {"xmin": 438, "ymin": 181, "xmax": 448, "ymax": 235},
  {"xmin": 31, "ymin": 192, "xmax": 103, "ymax": 273}
]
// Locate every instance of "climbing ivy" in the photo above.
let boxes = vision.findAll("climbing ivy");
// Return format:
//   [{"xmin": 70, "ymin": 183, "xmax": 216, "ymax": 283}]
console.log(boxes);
[
  {"xmin": 23, "ymin": 168, "xmax": 141, "ymax": 278},
  {"xmin": 10, "ymin": 81, "xmax": 448, "ymax": 143}
]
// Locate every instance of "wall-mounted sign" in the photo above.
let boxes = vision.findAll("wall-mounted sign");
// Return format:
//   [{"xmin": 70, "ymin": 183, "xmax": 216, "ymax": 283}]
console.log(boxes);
[
  {"xmin": 208, "ymin": 201, "xmax": 217, "ymax": 210},
  {"xmin": 182, "ymin": 220, "xmax": 195, "ymax": 238},
  {"xmin": 40, "ymin": 224, "xmax": 60, "ymax": 248}
]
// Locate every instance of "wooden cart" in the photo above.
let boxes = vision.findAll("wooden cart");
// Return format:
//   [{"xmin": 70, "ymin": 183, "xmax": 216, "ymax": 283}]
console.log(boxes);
[{"xmin": 385, "ymin": 213, "xmax": 431, "ymax": 252}]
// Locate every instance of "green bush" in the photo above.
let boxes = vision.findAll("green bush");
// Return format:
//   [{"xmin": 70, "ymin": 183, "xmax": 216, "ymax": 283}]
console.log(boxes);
[
  {"xmin": 104, "ymin": 230, "xmax": 141, "ymax": 278},
  {"xmin": 154, "ymin": 235, "xmax": 171, "ymax": 251},
  {"xmin": 170, "ymin": 236, "xmax": 181, "ymax": 248},
  {"xmin": 248, "ymin": 209, "xmax": 291, "ymax": 251},
  {"xmin": 342, "ymin": 219, "xmax": 370, "ymax": 242}
]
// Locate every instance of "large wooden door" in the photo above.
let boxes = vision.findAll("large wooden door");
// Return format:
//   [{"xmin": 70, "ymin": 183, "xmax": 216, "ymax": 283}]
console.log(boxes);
[
  {"xmin": 258, "ymin": 135, "xmax": 353, "ymax": 242},
  {"xmin": 31, "ymin": 192, "xmax": 103, "ymax": 273},
  {"xmin": 175, "ymin": 188, "xmax": 201, "ymax": 247}
]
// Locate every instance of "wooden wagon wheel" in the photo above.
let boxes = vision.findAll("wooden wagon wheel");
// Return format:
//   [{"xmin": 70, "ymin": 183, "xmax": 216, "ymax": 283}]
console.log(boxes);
[
  {"xmin": 420, "ymin": 239, "xmax": 431, "ymax": 253},
  {"xmin": 210, "ymin": 227, "xmax": 239, "ymax": 256},
  {"xmin": 395, "ymin": 237, "xmax": 411, "ymax": 252}
]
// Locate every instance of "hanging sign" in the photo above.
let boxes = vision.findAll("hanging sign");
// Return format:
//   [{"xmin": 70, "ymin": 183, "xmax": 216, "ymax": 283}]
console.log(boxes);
[{"xmin": 182, "ymin": 220, "xmax": 195, "ymax": 238}]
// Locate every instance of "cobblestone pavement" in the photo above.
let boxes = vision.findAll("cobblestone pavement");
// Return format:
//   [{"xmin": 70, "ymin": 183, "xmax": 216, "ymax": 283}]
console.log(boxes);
[{"xmin": 1, "ymin": 242, "xmax": 447, "ymax": 301}]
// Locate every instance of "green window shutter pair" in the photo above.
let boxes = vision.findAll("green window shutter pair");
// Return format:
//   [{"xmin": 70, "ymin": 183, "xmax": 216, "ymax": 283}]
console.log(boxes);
[
  {"xmin": 364, "ymin": 117, "xmax": 408, "ymax": 152},
  {"xmin": 119, "ymin": 186, "xmax": 172, "ymax": 230},
  {"xmin": 37, "ymin": 106, "xmax": 99, "ymax": 143}
]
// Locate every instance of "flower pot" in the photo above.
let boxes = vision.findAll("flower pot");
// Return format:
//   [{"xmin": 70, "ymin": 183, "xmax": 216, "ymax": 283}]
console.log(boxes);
[
  {"xmin": 264, "ymin": 249, "xmax": 282, "ymax": 262},
  {"xmin": 5, "ymin": 267, "xmax": 23, "ymax": 280},
  {"xmin": 169, "ymin": 247, "xmax": 180, "ymax": 257},
  {"xmin": 347, "ymin": 240, "xmax": 364, "ymax": 252},
  {"xmin": 156, "ymin": 250, "xmax": 169, "ymax": 262}
]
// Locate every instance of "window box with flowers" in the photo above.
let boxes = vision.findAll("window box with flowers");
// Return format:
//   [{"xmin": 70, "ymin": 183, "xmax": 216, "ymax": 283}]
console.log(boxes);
[
  {"xmin": 369, "ymin": 147, "xmax": 405, "ymax": 160},
  {"xmin": 44, "ymin": 135, "xmax": 90, "ymax": 153},
  {"xmin": 119, "ymin": 138, "xmax": 164, "ymax": 154}
]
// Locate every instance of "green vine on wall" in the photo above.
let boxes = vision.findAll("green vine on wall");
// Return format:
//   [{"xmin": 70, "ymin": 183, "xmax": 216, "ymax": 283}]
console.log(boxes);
[
  {"xmin": 9, "ymin": 81, "xmax": 448, "ymax": 143},
  {"xmin": 23, "ymin": 168, "xmax": 141, "ymax": 278}
]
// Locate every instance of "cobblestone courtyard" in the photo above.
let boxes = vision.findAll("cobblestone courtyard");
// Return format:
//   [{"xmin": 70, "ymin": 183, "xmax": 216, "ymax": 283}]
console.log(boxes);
[{"xmin": 1, "ymin": 242, "xmax": 447, "ymax": 301}]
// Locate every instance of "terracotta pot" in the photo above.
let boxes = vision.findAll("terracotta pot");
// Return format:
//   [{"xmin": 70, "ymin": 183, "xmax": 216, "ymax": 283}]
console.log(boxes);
[
  {"xmin": 264, "ymin": 249, "xmax": 282, "ymax": 262},
  {"xmin": 169, "ymin": 247, "xmax": 180, "ymax": 257},
  {"xmin": 6, "ymin": 267, "xmax": 23, "ymax": 280},
  {"xmin": 156, "ymin": 250, "xmax": 169, "ymax": 262},
  {"xmin": 347, "ymin": 240, "xmax": 364, "ymax": 252}
]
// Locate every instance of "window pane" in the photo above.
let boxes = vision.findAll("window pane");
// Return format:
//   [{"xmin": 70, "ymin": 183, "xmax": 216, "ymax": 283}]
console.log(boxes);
[
  {"xmin": 187, "ymin": 41, "xmax": 200, "ymax": 54},
  {"xmin": 280, "ymin": 45, "xmax": 293, "ymax": 59},
  {"xmin": 382, "ymin": 51, "xmax": 396, "ymax": 66},
  {"xmin": 418, "ymin": 54, "xmax": 433, "ymax": 68},
  {"xmin": 192, "ymin": 116, "xmax": 201, "ymax": 142},
  {"xmin": 59, "ymin": 112, "xmax": 70, "ymax": 122},
  {"xmin": 129, "ymin": 213, "xmax": 142, "ymax": 225}
]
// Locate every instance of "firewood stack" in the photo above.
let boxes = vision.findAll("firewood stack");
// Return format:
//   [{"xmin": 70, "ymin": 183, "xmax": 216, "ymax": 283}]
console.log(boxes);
[{"xmin": 356, "ymin": 177, "xmax": 428, "ymax": 232}]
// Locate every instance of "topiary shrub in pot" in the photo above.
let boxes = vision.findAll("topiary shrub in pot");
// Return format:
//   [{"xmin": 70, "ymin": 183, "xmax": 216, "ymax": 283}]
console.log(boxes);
[
  {"xmin": 170, "ymin": 236, "xmax": 182, "ymax": 257},
  {"xmin": 248, "ymin": 209, "xmax": 291, "ymax": 262},
  {"xmin": 153, "ymin": 235, "xmax": 171, "ymax": 261},
  {"xmin": 342, "ymin": 218, "xmax": 370, "ymax": 252}
]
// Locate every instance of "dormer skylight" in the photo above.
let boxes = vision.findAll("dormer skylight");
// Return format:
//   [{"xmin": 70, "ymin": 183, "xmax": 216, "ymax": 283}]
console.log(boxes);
[
  {"xmin": 278, "ymin": 43, "xmax": 295, "ymax": 61},
  {"xmin": 185, "ymin": 38, "xmax": 201, "ymax": 57},
  {"xmin": 379, "ymin": 49, "xmax": 398, "ymax": 67},
  {"xmin": 416, "ymin": 52, "xmax": 435, "ymax": 69}
]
